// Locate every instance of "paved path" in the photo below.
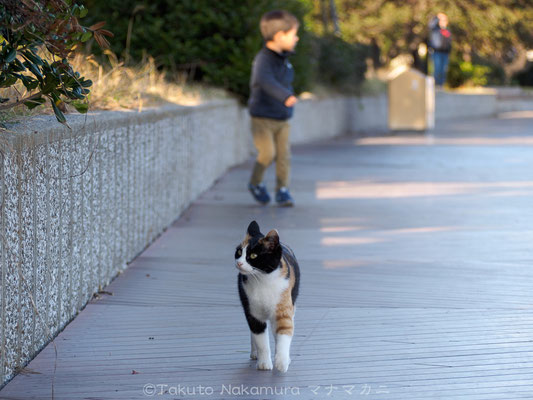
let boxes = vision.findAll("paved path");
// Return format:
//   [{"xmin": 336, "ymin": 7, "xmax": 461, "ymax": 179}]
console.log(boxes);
[{"xmin": 2, "ymin": 111, "xmax": 533, "ymax": 399}]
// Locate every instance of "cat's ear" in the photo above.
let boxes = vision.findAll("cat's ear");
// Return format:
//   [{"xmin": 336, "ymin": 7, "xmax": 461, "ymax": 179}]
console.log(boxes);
[
  {"xmin": 247, "ymin": 220, "xmax": 261, "ymax": 237},
  {"xmin": 263, "ymin": 229, "xmax": 280, "ymax": 251}
]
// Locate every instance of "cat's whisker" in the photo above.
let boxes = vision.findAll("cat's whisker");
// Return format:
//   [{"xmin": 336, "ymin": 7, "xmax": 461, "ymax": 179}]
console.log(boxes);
[{"xmin": 248, "ymin": 270, "xmax": 262, "ymax": 285}]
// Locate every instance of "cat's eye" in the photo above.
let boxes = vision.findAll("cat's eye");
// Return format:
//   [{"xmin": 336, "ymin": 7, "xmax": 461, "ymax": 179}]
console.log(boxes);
[
  {"xmin": 250, "ymin": 253, "xmax": 257, "ymax": 259},
  {"xmin": 236, "ymin": 249, "xmax": 242, "ymax": 256}
]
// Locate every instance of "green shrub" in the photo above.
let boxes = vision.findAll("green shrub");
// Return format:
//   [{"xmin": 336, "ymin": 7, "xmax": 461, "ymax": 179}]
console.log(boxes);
[
  {"xmin": 0, "ymin": 0, "xmax": 111, "ymax": 124},
  {"xmin": 446, "ymin": 51, "xmax": 505, "ymax": 88},
  {"xmin": 314, "ymin": 34, "xmax": 368, "ymax": 93},
  {"xmin": 81, "ymin": 0, "xmax": 314, "ymax": 101}
]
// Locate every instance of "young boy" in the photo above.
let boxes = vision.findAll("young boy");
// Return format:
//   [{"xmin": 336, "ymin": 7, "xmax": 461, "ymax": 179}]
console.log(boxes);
[{"xmin": 247, "ymin": 10, "xmax": 299, "ymax": 207}]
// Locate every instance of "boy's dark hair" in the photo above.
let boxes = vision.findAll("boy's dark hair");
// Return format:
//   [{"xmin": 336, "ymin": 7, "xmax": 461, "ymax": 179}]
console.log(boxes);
[{"xmin": 260, "ymin": 10, "xmax": 299, "ymax": 41}]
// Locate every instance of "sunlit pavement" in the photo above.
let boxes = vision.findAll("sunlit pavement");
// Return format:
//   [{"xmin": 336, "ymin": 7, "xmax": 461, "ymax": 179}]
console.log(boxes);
[{"xmin": 2, "ymin": 111, "xmax": 533, "ymax": 399}]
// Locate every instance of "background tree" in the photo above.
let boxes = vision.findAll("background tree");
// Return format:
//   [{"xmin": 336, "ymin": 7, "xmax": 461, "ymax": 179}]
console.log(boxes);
[
  {"xmin": 81, "ymin": 0, "xmax": 316, "ymax": 100},
  {"xmin": 307, "ymin": 0, "xmax": 533, "ymax": 85},
  {"xmin": 81, "ymin": 0, "xmax": 368, "ymax": 99}
]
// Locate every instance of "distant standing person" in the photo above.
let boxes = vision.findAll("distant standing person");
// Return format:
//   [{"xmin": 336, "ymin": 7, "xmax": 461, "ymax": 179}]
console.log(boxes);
[
  {"xmin": 247, "ymin": 10, "xmax": 299, "ymax": 207},
  {"xmin": 428, "ymin": 13, "xmax": 452, "ymax": 87}
]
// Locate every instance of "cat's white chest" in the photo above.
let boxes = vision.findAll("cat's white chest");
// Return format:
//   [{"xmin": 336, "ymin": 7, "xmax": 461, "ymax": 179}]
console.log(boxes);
[{"xmin": 243, "ymin": 270, "xmax": 288, "ymax": 322}]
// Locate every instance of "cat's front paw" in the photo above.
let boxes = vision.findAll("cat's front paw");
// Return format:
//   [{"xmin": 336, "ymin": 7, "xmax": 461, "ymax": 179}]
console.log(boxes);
[
  {"xmin": 274, "ymin": 355, "xmax": 291, "ymax": 373},
  {"xmin": 256, "ymin": 358, "xmax": 273, "ymax": 370}
]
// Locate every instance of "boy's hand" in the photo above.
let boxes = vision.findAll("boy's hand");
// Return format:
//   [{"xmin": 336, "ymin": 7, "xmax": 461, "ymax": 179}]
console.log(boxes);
[{"xmin": 284, "ymin": 95, "xmax": 298, "ymax": 107}]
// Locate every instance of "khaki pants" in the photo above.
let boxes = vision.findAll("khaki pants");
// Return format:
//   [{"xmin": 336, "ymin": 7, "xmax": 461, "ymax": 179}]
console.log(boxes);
[{"xmin": 249, "ymin": 117, "xmax": 291, "ymax": 191}]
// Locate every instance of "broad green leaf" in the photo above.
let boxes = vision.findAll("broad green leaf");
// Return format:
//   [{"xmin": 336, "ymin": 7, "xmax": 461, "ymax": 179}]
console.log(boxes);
[
  {"xmin": 11, "ymin": 59, "xmax": 26, "ymax": 72},
  {"xmin": 25, "ymin": 62, "xmax": 43, "ymax": 80},
  {"xmin": 24, "ymin": 96, "xmax": 46, "ymax": 109},
  {"xmin": 72, "ymin": 4, "xmax": 80, "ymax": 17},
  {"xmin": 50, "ymin": 99, "xmax": 67, "ymax": 124},
  {"xmin": 21, "ymin": 49, "xmax": 43, "ymax": 66},
  {"xmin": 65, "ymin": 88, "xmax": 84, "ymax": 100},
  {"xmin": 4, "ymin": 48, "xmax": 16, "ymax": 63},
  {"xmin": 0, "ymin": 74, "xmax": 17, "ymax": 88},
  {"xmin": 79, "ymin": 6, "xmax": 88, "ymax": 18},
  {"xmin": 72, "ymin": 101, "xmax": 89, "ymax": 113},
  {"xmin": 81, "ymin": 32, "xmax": 92, "ymax": 42}
]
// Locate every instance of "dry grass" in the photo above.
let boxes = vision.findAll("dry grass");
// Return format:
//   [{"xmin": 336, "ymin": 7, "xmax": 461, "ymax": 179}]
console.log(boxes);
[
  {"xmin": 76, "ymin": 50, "xmax": 229, "ymax": 111},
  {"xmin": 0, "ymin": 50, "xmax": 229, "ymax": 124}
]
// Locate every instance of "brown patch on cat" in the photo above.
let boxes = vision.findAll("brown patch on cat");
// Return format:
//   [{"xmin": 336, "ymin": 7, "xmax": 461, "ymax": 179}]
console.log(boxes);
[
  {"xmin": 275, "ymin": 257, "xmax": 296, "ymax": 336},
  {"xmin": 262, "ymin": 229, "xmax": 279, "ymax": 250},
  {"xmin": 279, "ymin": 257, "xmax": 290, "ymax": 279}
]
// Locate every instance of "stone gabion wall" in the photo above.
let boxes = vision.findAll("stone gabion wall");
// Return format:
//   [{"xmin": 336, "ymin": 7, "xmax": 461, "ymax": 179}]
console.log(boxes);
[
  {"xmin": 0, "ymin": 97, "xmax": 354, "ymax": 387},
  {"xmin": 0, "ymin": 100, "xmax": 253, "ymax": 386}
]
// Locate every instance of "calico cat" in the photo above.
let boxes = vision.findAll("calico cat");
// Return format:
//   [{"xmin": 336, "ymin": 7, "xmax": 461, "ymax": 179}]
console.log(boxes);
[{"xmin": 235, "ymin": 221, "xmax": 300, "ymax": 372}]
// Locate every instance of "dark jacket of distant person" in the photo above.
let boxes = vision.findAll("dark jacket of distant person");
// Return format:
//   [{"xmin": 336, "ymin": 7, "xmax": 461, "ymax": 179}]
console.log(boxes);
[{"xmin": 428, "ymin": 17, "xmax": 452, "ymax": 53}]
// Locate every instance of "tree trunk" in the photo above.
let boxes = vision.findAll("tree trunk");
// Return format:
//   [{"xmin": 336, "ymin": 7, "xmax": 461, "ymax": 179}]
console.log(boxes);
[
  {"xmin": 503, "ymin": 46, "xmax": 528, "ymax": 84},
  {"xmin": 370, "ymin": 38, "xmax": 381, "ymax": 70},
  {"xmin": 329, "ymin": 0, "xmax": 340, "ymax": 36},
  {"xmin": 320, "ymin": 0, "xmax": 329, "ymax": 34}
]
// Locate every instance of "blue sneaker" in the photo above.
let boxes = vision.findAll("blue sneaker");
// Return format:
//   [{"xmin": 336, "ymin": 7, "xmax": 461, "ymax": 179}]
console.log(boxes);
[
  {"xmin": 275, "ymin": 187, "xmax": 294, "ymax": 207},
  {"xmin": 248, "ymin": 183, "xmax": 270, "ymax": 204}
]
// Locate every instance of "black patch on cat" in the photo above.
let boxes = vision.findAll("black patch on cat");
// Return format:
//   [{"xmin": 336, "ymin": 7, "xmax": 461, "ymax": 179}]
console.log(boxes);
[
  {"xmin": 247, "ymin": 221, "xmax": 262, "ymax": 237},
  {"xmin": 246, "ymin": 240, "xmax": 281, "ymax": 274},
  {"xmin": 235, "ymin": 245, "xmax": 243, "ymax": 259},
  {"xmin": 282, "ymin": 244, "xmax": 300, "ymax": 305},
  {"xmin": 246, "ymin": 221, "xmax": 263, "ymax": 249},
  {"xmin": 290, "ymin": 262, "xmax": 300, "ymax": 306},
  {"xmin": 238, "ymin": 274, "xmax": 266, "ymax": 334}
]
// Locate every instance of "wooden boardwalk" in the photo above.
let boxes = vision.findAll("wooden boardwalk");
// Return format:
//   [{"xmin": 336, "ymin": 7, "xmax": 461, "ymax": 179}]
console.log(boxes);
[{"xmin": 2, "ymin": 112, "xmax": 533, "ymax": 399}]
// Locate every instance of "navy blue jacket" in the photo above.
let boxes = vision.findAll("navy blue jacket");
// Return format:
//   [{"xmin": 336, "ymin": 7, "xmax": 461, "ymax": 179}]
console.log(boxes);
[
  {"xmin": 428, "ymin": 17, "xmax": 452, "ymax": 53},
  {"xmin": 248, "ymin": 47, "xmax": 295, "ymax": 120}
]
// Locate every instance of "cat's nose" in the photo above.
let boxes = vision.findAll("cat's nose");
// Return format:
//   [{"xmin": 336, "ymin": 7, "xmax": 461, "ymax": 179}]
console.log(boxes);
[{"xmin": 237, "ymin": 262, "xmax": 243, "ymax": 267}]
